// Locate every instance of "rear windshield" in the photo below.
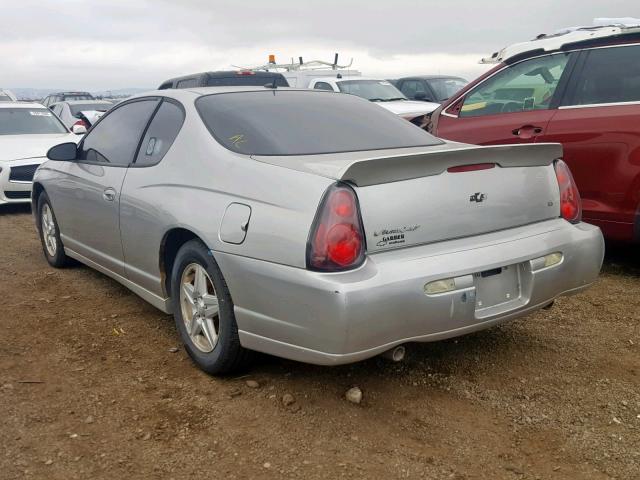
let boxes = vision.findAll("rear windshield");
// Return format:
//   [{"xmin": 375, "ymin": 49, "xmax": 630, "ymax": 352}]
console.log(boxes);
[
  {"xmin": 196, "ymin": 90, "xmax": 440, "ymax": 155},
  {"xmin": 0, "ymin": 95, "xmax": 12, "ymax": 102},
  {"xmin": 70, "ymin": 103, "xmax": 110, "ymax": 115},
  {"xmin": 205, "ymin": 75, "xmax": 288, "ymax": 87},
  {"xmin": 0, "ymin": 108, "xmax": 68, "ymax": 135}
]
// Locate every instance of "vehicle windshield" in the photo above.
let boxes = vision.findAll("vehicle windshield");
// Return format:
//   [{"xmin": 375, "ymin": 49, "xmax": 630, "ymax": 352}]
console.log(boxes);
[
  {"xmin": 0, "ymin": 108, "xmax": 68, "ymax": 135},
  {"xmin": 428, "ymin": 78, "xmax": 468, "ymax": 101},
  {"xmin": 196, "ymin": 90, "xmax": 441, "ymax": 156},
  {"xmin": 0, "ymin": 94, "xmax": 13, "ymax": 102},
  {"xmin": 70, "ymin": 103, "xmax": 110, "ymax": 115},
  {"xmin": 337, "ymin": 80, "xmax": 407, "ymax": 102}
]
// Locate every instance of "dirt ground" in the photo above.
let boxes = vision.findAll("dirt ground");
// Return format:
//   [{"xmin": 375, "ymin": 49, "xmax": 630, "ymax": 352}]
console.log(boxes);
[{"xmin": 1, "ymin": 204, "xmax": 638, "ymax": 480}]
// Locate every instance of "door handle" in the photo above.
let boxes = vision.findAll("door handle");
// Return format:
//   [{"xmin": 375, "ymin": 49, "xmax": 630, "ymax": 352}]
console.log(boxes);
[
  {"xmin": 512, "ymin": 125, "xmax": 543, "ymax": 138},
  {"xmin": 103, "ymin": 188, "xmax": 116, "ymax": 202}
]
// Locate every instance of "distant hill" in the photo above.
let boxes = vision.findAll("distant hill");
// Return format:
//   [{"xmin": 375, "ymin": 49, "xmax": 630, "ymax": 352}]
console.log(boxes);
[{"xmin": 8, "ymin": 87, "xmax": 152, "ymax": 101}]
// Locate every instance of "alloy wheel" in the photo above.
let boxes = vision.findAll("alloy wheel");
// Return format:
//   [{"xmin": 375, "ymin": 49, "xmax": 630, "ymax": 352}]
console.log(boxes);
[{"xmin": 179, "ymin": 263, "xmax": 220, "ymax": 353}]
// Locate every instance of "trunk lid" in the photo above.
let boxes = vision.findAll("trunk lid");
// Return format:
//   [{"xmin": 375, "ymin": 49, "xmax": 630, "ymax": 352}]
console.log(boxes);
[{"xmin": 252, "ymin": 142, "xmax": 563, "ymax": 252}]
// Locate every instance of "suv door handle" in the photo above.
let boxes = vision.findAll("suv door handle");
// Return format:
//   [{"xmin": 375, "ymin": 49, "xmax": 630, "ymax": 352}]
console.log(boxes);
[
  {"xmin": 102, "ymin": 188, "xmax": 116, "ymax": 202},
  {"xmin": 512, "ymin": 125, "xmax": 543, "ymax": 138}
]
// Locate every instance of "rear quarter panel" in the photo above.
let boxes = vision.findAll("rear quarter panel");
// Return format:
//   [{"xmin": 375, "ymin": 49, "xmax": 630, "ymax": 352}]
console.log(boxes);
[{"xmin": 119, "ymin": 113, "xmax": 333, "ymax": 297}]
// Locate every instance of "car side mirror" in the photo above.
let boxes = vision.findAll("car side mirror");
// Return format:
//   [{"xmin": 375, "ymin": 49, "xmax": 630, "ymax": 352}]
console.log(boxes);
[
  {"xmin": 72, "ymin": 124, "xmax": 87, "ymax": 135},
  {"xmin": 47, "ymin": 142, "xmax": 78, "ymax": 161}
]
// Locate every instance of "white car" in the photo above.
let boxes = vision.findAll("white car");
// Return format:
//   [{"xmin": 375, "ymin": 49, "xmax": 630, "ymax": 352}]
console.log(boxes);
[
  {"xmin": 49, "ymin": 100, "xmax": 112, "ymax": 133},
  {"xmin": 0, "ymin": 102, "xmax": 78, "ymax": 205},
  {"xmin": 308, "ymin": 77, "xmax": 440, "ymax": 124},
  {"xmin": 0, "ymin": 89, "xmax": 18, "ymax": 102}
]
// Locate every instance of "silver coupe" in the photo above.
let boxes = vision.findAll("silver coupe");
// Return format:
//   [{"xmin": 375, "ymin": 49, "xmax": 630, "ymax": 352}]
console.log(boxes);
[{"xmin": 33, "ymin": 87, "xmax": 604, "ymax": 374}]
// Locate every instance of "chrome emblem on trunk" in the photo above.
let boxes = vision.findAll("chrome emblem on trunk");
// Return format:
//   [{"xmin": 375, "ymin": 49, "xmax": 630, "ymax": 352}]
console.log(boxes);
[{"xmin": 469, "ymin": 192, "xmax": 487, "ymax": 203}]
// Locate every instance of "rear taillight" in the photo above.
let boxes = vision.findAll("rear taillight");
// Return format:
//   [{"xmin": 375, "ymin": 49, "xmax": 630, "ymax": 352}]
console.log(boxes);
[
  {"xmin": 554, "ymin": 159, "xmax": 582, "ymax": 223},
  {"xmin": 307, "ymin": 183, "xmax": 365, "ymax": 272},
  {"xmin": 73, "ymin": 119, "xmax": 88, "ymax": 129}
]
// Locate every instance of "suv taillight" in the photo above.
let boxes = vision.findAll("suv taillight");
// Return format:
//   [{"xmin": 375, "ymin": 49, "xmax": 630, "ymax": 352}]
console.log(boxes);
[
  {"xmin": 554, "ymin": 159, "xmax": 582, "ymax": 223},
  {"xmin": 73, "ymin": 119, "xmax": 88, "ymax": 129},
  {"xmin": 307, "ymin": 183, "xmax": 365, "ymax": 272}
]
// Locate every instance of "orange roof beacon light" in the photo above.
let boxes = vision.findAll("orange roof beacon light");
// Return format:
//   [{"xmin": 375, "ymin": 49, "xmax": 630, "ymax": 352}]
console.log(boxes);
[{"xmin": 268, "ymin": 54, "xmax": 276, "ymax": 64}]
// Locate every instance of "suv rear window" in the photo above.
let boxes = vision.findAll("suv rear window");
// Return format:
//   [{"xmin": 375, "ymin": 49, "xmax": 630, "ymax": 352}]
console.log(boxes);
[
  {"xmin": 205, "ymin": 75, "xmax": 288, "ymax": 87},
  {"xmin": 196, "ymin": 90, "xmax": 441, "ymax": 156}
]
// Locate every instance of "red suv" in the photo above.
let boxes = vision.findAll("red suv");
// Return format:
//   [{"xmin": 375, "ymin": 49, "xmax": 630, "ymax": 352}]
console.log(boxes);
[{"xmin": 428, "ymin": 25, "xmax": 640, "ymax": 243}]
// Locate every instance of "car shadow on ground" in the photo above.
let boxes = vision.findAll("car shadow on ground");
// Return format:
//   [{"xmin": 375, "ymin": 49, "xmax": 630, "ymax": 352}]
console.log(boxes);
[
  {"xmin": 603, "ymin": 241, "xmax": 640, "ymax": 277},
  {"xmin": 0, "ymin": 203, "xmax": 32, "ymax": 215}
]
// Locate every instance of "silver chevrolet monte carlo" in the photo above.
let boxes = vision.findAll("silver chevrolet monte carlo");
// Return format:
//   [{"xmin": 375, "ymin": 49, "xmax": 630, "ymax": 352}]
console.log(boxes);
[{"xmin": 33, "ymin": 86, "xmax": 604, "ymax": 374}]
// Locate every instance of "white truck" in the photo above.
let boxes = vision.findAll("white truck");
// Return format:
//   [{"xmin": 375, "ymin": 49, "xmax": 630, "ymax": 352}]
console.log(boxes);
[{"xmin": 246, "ymin": 55, "xmax": 439, "ymax": 125}]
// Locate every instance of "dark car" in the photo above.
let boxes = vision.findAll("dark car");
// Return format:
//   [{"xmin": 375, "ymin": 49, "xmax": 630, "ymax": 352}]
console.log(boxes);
[
  {"xmin": 158, "ymin": 71, "xmax": 289, "ymax": 89},
  {"xmin": 427, "ymin": 24, "xmax": 640, "ymax": 243},
  {"xmin": 42, "ymin": 92, "xmax": 95, "ymax": 108},
  {"xmin": 394, "ymin": 76, "xmax": 468, "ymax": 103}
]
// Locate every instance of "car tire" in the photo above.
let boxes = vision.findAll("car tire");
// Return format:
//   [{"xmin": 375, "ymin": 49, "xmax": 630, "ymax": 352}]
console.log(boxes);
[
  {"xmin": 170, "ymin": 239, "xmax": 252, "ymax": 375},
  {"xmin": 37, "ymin": 192, "xmax": 69, "ymax": 268}
]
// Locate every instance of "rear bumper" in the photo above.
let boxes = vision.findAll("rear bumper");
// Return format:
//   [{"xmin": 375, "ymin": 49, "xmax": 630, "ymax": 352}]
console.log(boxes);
[
  {"xmin": 215, "ymin": 219, "xmax": 604, "ymax": 366},
  {"xmin": 0, "ymin": 158, "xmax": 43, "ymax": 205}
]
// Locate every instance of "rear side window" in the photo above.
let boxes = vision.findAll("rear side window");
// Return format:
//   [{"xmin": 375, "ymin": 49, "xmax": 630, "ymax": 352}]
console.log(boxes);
[
  {"xmin": 196, "ymin": 90, "xmax": 441, "ymax": 156},
  {"xmin": 135, "ymin": 100, "xmax": 185, "ymax": 166},
  {"xmin": 570, "ymin": 45, "xmax": 640, "ymax": 106},
  {"xmin": 78, "ymin": 99, "xmax": 159, "ymax": 166}
]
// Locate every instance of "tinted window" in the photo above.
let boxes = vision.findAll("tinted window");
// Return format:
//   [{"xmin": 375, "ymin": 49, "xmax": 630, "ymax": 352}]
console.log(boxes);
[
  {"xmin": 571, "ymin": 45, "xmax": 640, "ymax": 105},
  {"xmin": 461, "ymin": 53, "xmax": 571, "ymax": 117},
  {"xmin": 177, "ymin": 78, "xmax": 200, "ymax": 88},
  {"xmin": 205, "ymin": 75, "xmax": 288, "ymax": 87},
  {"xmin": 400, "ymin": 80, "xmax": 426, "ymax": 99},
  {"xmin": 135, "ymin": 100, "xmax": 185, "ymax": 166},
  {"xmin": 0, "ymin": 108, "xmax": 68, "ymax": 135},
  {"xmin": 78, "ymin": 99, "xmax": 158, "ymax": 166},
  {"xmin": 63, "ymin": 94, "xmax": 94, "ymax": 101},
  {"xmin": 313, "ymin": 82, "xmax": 334, "ymax": 91},
  {"xmin": 196, "ymin": 90, "xmax": 441, "ymax": 156}
]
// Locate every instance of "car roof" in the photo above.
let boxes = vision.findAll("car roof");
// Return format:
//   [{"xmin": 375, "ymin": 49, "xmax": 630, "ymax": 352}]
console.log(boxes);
[
  {"xmin": 482, "ymin": 22, "xmax": 640, "ymax": 64},
  {"xmin": 64, "ymin": 100, "xmax": 112, "ymax": 105},
  {"xmin": 397, "ymin": 75, "xmax": 467, "ymax": 81},
  {"xmin": 0, "ymin": 102, "xmax": 47, "ymax": 109},
  {"xmin": 48, "ymin": 91, "xmax": 92, "ymax": 96},
  {"xmin": 130, "ymin": 86, "xmax": 327, "ymax": 101},
  {"xmin": 334, "ymin": 77, "xmax": 394, "ymax": 82}
]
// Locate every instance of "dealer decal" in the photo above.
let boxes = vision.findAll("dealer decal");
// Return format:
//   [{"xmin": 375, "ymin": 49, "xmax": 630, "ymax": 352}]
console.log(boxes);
[
  {"xmin": 374, "ymin": 225, "xmax": 420, "ymax": 247},
  {"xmin": 30, "ymin": 111, "xmax": 52, "ymax": 116}
]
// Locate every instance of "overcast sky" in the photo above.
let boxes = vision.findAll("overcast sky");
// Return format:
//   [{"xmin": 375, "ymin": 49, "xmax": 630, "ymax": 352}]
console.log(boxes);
[{"xmin": 2, "ymin": 0, "xmax": 638, "ymax": 90}]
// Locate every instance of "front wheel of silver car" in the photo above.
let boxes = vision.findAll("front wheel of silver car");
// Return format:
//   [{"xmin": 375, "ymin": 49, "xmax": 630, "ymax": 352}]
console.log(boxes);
[
  {"xmin": 171, "ymin": 239, "xmax": 252, "ymax": 375},
  {"xmin": 37, "ymin": 192, "xmax": 69, "ymax": 268}
]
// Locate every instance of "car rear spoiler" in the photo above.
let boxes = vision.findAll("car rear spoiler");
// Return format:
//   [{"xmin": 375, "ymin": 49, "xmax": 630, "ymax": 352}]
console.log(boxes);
[
  {"xmin": 340, "ymin": 143, "xmax": 563, "ymax": 186},
  {"xmin": 252, "ymin": 143, "xmax": 563, "ymax": 187}
]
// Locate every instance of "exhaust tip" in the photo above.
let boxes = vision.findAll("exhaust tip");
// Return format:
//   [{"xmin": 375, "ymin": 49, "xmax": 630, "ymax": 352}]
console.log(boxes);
[{"xmin": 381, "ymin": 345, "xmax": 406, "ymax": 362}]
